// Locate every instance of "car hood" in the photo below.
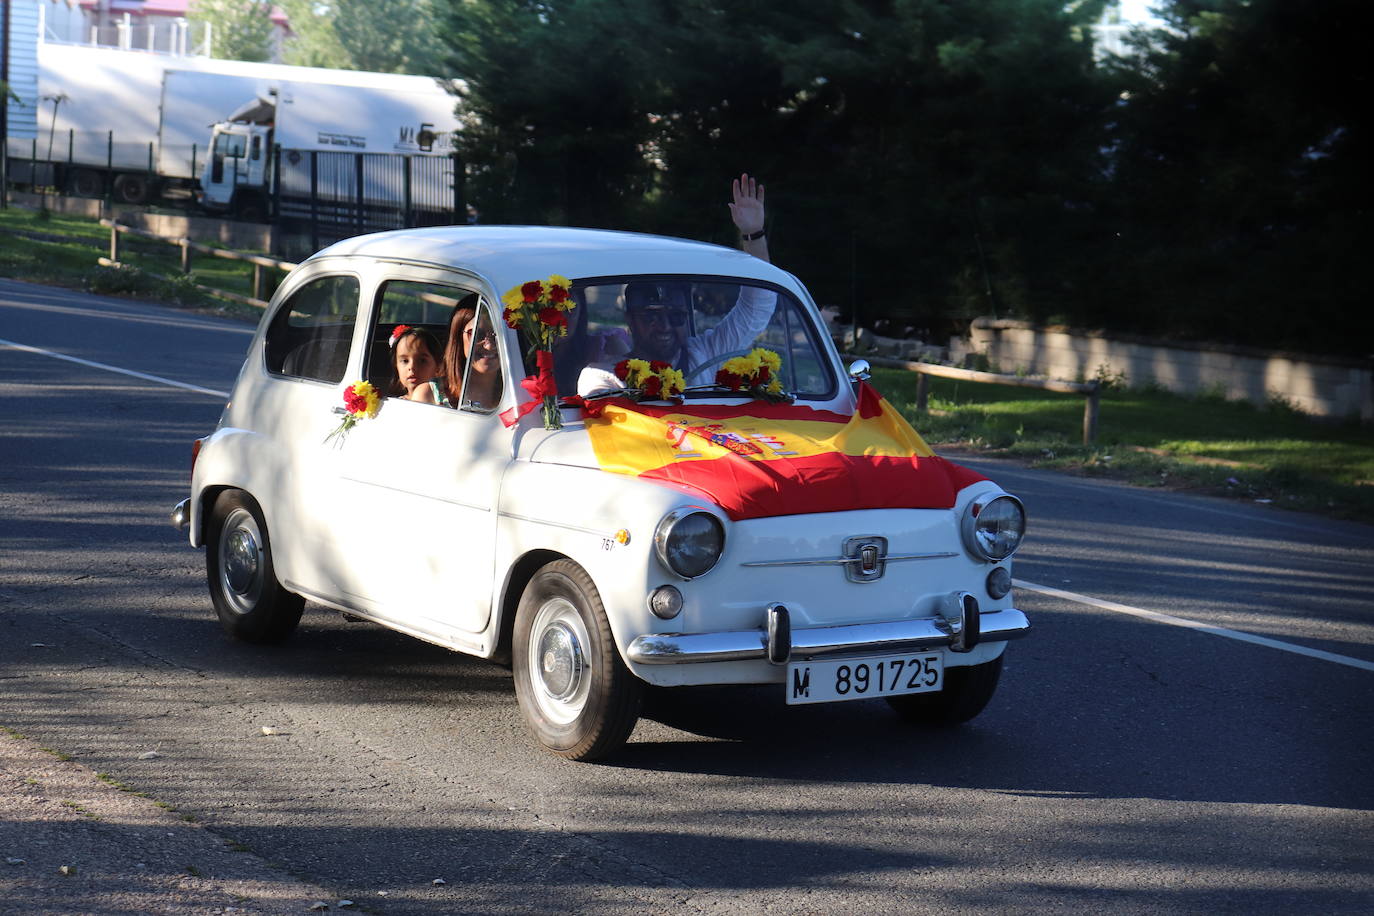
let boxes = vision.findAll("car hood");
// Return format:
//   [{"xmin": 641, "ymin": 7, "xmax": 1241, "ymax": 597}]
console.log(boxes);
[{"xmin": 528, "ymin": 392, "xmax": 986, "ymax": 521}]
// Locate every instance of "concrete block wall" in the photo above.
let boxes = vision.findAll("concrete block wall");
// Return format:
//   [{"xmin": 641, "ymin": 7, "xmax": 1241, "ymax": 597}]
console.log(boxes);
[{"xmin": 957, "ymin": 319, "xmax": 1372, "ymax": 422}]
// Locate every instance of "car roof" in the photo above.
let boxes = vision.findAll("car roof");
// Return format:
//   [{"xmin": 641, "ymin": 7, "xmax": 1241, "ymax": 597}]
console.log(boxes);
[{"xmin": 310, "ymin": 226, "xmax": 798, "ymax": 294}]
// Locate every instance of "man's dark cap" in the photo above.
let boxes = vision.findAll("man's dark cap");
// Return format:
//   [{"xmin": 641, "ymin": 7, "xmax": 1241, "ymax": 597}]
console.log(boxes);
[{"xmin": 624, "ymin": 281, "xmax": 689, "ymax": 311}]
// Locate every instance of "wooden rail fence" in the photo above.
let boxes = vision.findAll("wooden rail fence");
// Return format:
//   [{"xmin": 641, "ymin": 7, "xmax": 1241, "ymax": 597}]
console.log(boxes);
[
  {"xmin": 846, "ymin": 353, "xmax": 1102, "ymax": 445},
  {"xmin": 99, "ymin": 219, "xmax": 296, "ymax": 310}
]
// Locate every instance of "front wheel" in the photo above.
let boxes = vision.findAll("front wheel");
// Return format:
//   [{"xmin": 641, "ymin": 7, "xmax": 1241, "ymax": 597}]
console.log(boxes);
[
  {"xmin": 886, "ymin": 655, "xmax": 1004, "ymax": 726},
  {"xmin": 205, "ymin": 491, "xmax": 304, "ymax": 644},
  {"xmin": 512, "ymin": 560, "xmax": 642, "ymax": 761}
]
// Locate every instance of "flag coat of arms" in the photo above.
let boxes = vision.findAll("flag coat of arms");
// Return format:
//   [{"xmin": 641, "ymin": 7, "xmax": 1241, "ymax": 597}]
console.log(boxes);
[{"xmin": 581, "ymin": 383, "xmax": 986, "ymax": 521}]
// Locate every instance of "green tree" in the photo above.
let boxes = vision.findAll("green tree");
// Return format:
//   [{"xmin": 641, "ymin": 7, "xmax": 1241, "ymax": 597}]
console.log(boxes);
[
  {"xmin": 440, "ymin": 0, "xmax": 658, "ymax": 227},
  {"xmin": 277, "ymin": 1, "xmax": 352, "ymax": 69},
  {"xmin": 1103, "ymin": 0, "xmax": 1371, "ymax": 354},
  {"xmin": 279, "ymin": 1, "xmax": 446, "ymax": 73},
  {"xmin": 191, "ymin": 0, "xmax": 277, "ymax": 62}
]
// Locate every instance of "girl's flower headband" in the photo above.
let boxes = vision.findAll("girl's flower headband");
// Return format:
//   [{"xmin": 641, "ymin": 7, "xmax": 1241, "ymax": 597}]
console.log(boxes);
[{"xmin": 389, "ymin": 325, "xmax": 413, "ymax": 348}]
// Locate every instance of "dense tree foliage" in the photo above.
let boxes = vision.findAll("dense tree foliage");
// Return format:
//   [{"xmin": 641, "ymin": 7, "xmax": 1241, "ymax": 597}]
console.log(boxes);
[
  {"xmin": 190, "ymin": 0, "xmax": 277, "ymax": 63},
  {"xmin": 323, "ymin": 0, "xmax": 1367, "ymax": 356},
  {"xmin": 1097, "ymin": 0, "xmax": 1369, "ymax": 354},
  {"xmin": 279, "ymin": 1, "xmax": 446, "ymax": 74}
]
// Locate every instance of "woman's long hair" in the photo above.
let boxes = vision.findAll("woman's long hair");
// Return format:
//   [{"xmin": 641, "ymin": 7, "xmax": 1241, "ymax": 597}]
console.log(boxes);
[{"xmin": 442, "ymin": 305, "xmax": 476, "ymax": 403}]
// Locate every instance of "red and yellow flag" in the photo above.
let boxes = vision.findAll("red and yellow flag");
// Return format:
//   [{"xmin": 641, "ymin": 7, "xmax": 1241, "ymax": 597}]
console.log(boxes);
[{"xmin": 582, "ymin": 383, "xmax": 985, "ymax": 520}]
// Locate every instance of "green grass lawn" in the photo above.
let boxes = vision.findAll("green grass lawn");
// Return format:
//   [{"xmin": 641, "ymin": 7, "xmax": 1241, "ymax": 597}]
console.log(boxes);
[
  {"xmin": 0, "ymin": 205, "xmax": 269, "ymax": 321},
  {"xmin": 875, "ymin": 366, "xmax": 1374, "ymax": 519},
  {"xmin": 3, "ymin": 203, "xmax": 1371, "ymax": 520}
]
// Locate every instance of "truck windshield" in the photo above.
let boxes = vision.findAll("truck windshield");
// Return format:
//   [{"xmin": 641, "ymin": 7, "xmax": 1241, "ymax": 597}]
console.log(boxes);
[{"xmin": 214, "ymin": 132, "xmax": 247, "ymax": 159}]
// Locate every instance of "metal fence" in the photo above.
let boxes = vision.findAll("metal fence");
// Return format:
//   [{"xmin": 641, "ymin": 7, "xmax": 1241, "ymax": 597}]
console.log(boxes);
[{"xmin": 272, "ymin": 148, "xmax": 465, "ymax": 257}]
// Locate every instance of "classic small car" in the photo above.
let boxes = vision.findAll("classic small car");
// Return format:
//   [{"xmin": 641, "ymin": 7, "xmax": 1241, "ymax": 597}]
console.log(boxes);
[{"xmin": 171, "ymin": 225, "xmax": 1028, "ymax": 760}]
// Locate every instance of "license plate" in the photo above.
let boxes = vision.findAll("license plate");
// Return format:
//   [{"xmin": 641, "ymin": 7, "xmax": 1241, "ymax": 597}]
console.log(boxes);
[{"xmin": 785, "ymin": 652, "xmax": 944, "ymax": 705}]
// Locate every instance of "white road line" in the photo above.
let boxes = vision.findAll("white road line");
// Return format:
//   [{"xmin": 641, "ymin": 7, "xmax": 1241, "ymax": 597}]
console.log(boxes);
[
  {"xmin": 0, "ymin": 337, "xmax": 230, "ymax": 399},
  {"xmin": 1017, "ymin": 578, "xmax": 1374, "ymax": 672}
]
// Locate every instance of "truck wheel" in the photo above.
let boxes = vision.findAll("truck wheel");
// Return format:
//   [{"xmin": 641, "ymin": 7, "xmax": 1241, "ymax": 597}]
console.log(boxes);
[
  {"xmin": 513, "ymin": 560, "xmax": 642, "ymax": 761},
  {"xmin": 886, "ymin": 655, "xmax": 1003, "ymax": 726},
  {"xmin": 68, "ymin": 169, "xmax": 104, "ymax": 198},
  {"xmin": 234, "ymin": 195, "xmax": 267, "ymax": 223},
  {"xmin": 113, "ymin": 173, "xmax": 152, "ymax": 205},
  {"xmin": 206, "ymin": 490, "xmax": 304, "ymax": 644}
]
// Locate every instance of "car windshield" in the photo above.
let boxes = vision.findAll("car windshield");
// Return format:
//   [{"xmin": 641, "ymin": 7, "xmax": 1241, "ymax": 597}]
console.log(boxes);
[{"xmin": 528, "ymin": 277, "xmax": 836, "ymax": 401}]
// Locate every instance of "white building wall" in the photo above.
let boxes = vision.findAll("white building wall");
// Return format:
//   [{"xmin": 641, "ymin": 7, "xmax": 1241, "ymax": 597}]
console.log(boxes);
[{"xmin": 4, "ymin": 2, "xmax": 42, "ymax": 157}]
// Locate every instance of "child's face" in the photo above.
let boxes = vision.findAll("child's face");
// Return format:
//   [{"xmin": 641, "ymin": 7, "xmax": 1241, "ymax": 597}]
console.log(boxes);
[{"xmin": 395, "ymin": 335, "xmax": 439, "ymax": 394}]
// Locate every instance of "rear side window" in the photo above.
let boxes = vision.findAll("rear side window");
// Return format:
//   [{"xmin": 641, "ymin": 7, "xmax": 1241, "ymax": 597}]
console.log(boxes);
[
  {"xmin": 365, "ymin": 279, "xmax": 476, "ymax": 394},
  {"xmin": 264, "ymin": 274, "xmax": 360, "ymax": 383}
]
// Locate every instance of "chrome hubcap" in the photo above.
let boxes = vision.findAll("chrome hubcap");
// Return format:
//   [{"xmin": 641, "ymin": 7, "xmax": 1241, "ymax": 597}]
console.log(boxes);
[
  {"xmin": 527, "ymin": 596, "xmax": 590, "ymax": 725},
  {"xmin": 224, "ymin": 528, "xmax": 259, "ymax": 594},
  {"xmin": 218, "ymin": 507, "xmax": 264, "ymax": 615}
]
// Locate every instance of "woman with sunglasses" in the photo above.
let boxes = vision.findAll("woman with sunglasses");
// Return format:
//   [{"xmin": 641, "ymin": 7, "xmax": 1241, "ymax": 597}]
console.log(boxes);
[{"xmin": 414, "ymin": 303, "xmax": 504, "ymax": 410}]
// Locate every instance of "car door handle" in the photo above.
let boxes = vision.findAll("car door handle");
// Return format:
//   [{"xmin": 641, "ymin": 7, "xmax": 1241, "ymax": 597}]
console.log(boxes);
[{"xmin": 332, "ymin": 406, "xmax": 348, "ymax": 415}]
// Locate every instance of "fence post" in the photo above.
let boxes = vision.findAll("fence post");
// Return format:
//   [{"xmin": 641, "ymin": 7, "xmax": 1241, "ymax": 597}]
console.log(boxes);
[
  {"xmin": 179, "ymin": 238, "xmax": 191, "ymax": 273},
  {"xmin": 1082, "ymin": 381, "xmax": 1101, "ymax": 446},
  {"xmin": 354, "ymin": 152, "xmax": 365, "ymax": 236},
  {"xmin": 109, "ymin": 223, "xmax": 120, "ymax": 263},
  {"xmin": 106, "ymin": 131, "xmax": 114, "ymax": 209},
  {"xmin": 452, "ymin": 152, "xmax": 465, "ymax": 223},
  {"xmin": 309, "ymin": 150, "xmax": 319, "ymax": 252},
  {"xmin": 252, "ymin": 263, "xmax": 264, "ymax": 301},
  {"xmin": 271, "ymin": 144, "xmax": 281, "ymax": 220},
  {"xmin": 916, "ymin": 372, "xmax": 929, "ymax": 412},
  {"xmin": 403, "ymin": 155, "xmax": 413, "ymax": 228}
]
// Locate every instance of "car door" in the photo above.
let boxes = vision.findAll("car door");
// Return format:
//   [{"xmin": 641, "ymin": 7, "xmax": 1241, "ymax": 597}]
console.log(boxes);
[
  {"xmin": 255, "ymin": 265, "xmax": 368, "ymax": 601},
  {"xmin": 325, "ymin": 268, "xmax": 510, "ymax": 644}
]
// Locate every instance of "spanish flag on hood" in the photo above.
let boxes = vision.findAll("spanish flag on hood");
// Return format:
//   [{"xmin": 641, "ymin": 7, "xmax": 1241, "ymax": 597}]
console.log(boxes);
[{"xmin": 581, "ymin": 382, "xmax": 986, "ymax": 520}]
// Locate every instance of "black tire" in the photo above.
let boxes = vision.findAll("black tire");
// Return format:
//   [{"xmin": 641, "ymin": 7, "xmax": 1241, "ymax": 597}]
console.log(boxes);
[
  {"xmin": 67, "ymin": 168, "xmax": 104, "ymax": 198},
  {"xmin": 512, "ymin": 560, "xmax": 642, "ymax": 761},
  {"xmin": 113, "ymin": 173, "xmax": 152, "ymax": 205},
  {"xmin": 205, "ymin": 490, "xmax": 304, "ymax": 644},
  {"xmin": 886, "ymin": 654, "xmax": 1004, "ymax": 726},
  {"xmin": 233, "ymin": 194, "xmax": 267, "ymax": 223}
]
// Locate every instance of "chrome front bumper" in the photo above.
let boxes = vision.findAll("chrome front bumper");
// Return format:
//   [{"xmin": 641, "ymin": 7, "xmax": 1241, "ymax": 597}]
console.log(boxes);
[
  {"xmin": 627, "ymin": 603, "xmax": 1029, "ymax": 665},
  {"xmin": 170, "ymin": 498, "xmax": 190, "ymax": 530}
]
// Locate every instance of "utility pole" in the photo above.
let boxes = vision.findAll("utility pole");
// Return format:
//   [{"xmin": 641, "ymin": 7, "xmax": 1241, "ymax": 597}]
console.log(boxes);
[{"xmin": 2, "ymin": 0, "xmax": 12, "ymax": 209}]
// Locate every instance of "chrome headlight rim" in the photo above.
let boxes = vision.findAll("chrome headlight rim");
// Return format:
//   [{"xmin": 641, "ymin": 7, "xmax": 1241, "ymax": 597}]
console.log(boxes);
[
  {"xmin": 653, "ymin": 508, "xmax": 725, "ymax": 580},
  {"xmin": 960, "ymin": 492, "xmax": 1026, "ymax": 562}
]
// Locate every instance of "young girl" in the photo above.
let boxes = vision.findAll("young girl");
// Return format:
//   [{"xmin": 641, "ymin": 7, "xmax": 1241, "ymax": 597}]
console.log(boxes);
[{"xmin": 388, "ymin": 325, "xmax": 444, "ymax": 402}]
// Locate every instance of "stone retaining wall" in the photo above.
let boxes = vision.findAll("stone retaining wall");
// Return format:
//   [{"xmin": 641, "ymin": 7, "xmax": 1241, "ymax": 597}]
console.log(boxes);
[{"xmin": 954, "ymin": 318, "xmax": 1372, "ymax": 422}]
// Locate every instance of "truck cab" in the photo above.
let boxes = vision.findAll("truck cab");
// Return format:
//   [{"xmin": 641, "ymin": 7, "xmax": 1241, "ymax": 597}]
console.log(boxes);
[{"xmin": 199, "ymin": 110, "xmax": 274, "ymax": 220}]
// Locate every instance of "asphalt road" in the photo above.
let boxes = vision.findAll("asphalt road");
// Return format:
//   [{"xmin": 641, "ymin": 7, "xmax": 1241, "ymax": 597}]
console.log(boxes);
[{"xmin": 2, "ymin": 277, "xmax": 1372, "ymax": 914}]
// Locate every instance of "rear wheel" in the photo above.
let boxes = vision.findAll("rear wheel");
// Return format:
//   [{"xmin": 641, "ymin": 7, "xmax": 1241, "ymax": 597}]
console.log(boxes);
[
  {"xmin": 886, "ymin": 655, "xmax": 1003, "ymax": 725},
  {"xmin": 113, "ymin": 173, "xmax": 153, "ymax": 205},
  {"xmin": 512, "ymin": 560, "xmax": 642, "ymax": 760},
  {"xmin": 67, "ymin": 168, "xmax": 104, "ymax": 198},
  {"xmin": 206, "ymin": 491, "xmax": 304, "ymax": 644}
]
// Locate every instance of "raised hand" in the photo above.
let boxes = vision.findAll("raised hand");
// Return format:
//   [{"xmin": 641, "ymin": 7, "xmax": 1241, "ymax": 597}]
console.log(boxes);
[{"xmin": 728, "ymin": 173, "xmax": 765, "ymax": 237}]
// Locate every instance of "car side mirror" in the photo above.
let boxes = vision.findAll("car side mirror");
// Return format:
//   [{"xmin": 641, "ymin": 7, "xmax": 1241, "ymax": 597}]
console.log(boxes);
[{"xmin": 847, "ymin": 359, "xmax": 871, "ymax": 382}]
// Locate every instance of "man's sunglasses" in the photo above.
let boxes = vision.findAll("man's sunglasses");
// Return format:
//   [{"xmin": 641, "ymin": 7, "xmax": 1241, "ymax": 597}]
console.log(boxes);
[
  {"xmin": 629, "ymin": 307, "xmax": 690, "ymax": 327},
  {"xmin": 465, "ymin": 327, "xmax": 497, "ymax": 343}
]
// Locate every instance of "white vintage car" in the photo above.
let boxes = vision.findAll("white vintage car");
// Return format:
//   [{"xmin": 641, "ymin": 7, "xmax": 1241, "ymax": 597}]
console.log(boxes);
[{"xmin": 172, "ymin": 225, "xmax": 1028, "ymax": 760}]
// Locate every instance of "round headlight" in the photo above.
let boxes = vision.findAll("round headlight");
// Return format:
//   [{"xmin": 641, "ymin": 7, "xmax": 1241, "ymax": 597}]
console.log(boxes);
[
  {"xmin": 961, "ymin": 493, "xmax": 1026, "ymax": 561},
  {"xmin": 654, "ymin": 509, "xmax": 725, "ymax": 579}
]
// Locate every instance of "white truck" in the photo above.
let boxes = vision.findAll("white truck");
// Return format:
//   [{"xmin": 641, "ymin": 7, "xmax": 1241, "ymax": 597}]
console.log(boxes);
[
  {"xmin": 20, "ymin": 42, "xmax": 461, "ymax": 220},
  {"xmin": 198, "ymin": 78, "xmax": 461, "ymax": 222}
]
